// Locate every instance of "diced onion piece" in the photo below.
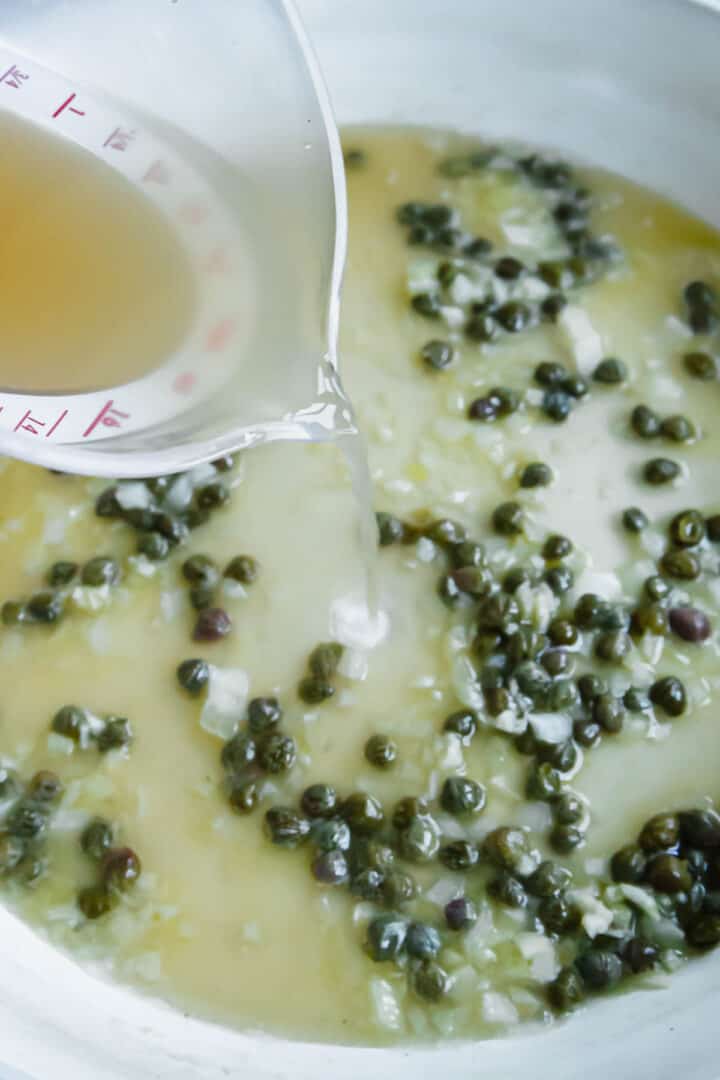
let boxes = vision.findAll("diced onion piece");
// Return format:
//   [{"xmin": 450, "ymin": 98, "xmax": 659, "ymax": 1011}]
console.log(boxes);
[
  {"xmin": 481, "ymin": 991, "xmax": 519, "ymax": 1026},
  {"xmin": 370, "ymin": 978, "xmax": 403, "ymax": 1032},
  {"xmin": 558, "ymin": 304, "xmax": 604, "ymax": 376},
  {"xmin": 569, "ymin": 887, "xmax": 613, "ymax": 938},
  {"xmin": 529, "ymin": 711, "xmax": 572, "ymax": 744},
  {"xmin": 199, "ymin": 666, "xmax": 249, "ymax": 740},
  {"xmin": 115, "ymin": 482, "xmax": 152, "ymax": 511}
]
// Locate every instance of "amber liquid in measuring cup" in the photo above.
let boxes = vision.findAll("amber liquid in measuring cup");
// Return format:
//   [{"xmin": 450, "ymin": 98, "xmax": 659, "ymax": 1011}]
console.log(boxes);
[{"xmin": 0, "ymin": 110, "xmax": 195, "ymax": 394}]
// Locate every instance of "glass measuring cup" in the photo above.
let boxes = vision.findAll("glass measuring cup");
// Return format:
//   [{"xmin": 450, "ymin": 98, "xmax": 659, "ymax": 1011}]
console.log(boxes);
[{"xmin": 0, "ymin": 0, "xmax": 350, "ymax": 477}]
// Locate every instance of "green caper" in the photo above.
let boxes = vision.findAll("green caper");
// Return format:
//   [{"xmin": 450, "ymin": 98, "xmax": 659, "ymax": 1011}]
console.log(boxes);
[
  {"xmin": 97, "ymin": 717, "xmax": 133, "ymax": 754},
  {"xmin": 548, "ymin": 619, "xmax": 579, "ymax": 647},
  {"xmin": 411, "ymin": 292, "xmax": 442, "ymax": 319},
  {"xmin": 311, "ymin": 818, "xmax": 351, "ymax": 853},
  {"xmin": 540, "ymin": 294, "xmax": 568, "ymax": 322},
  {"xmin": 610, "ymin": 844, "xmax": 647, "ymax": 883},
  {"xmin": 397, "ymin": 815, "xmax": 441, "ymax": 863},
  {"xmin": 520, "ymin": 462, "xmax": 553, "ymax": 488},
  {"xmin": 420, "ymin": 340, "xmax": 455, "ymax": 372},
  {"xmin": 562, "ymin": 374, "xmax": 589, "ymax": 399},
  {"xmin": 639, "ymin": 813, "xmax": 679, "ymax": 852},
  {"xmin": 526, "ymin": 761, "xmax": 564, "ymax": 801},
  {"xmin": 443, "ymin": 709, "xmax": 477, "ymax": 739},
  {"xmin": 78, "ymin": 884, "xmax": 116, "ymax": 920},
  {"xmin": 669, "ymin": 509, "xmax": 705, "ymax": 547},
  {"xmin": 182, "ymin": 554, "xmax": 219, "ymax": 588},
  {"xmin": 644, "ymin": 575, "xmax": 671, "ymax": 602},
  {"xmin": 308, "ymin": 642, "xmax": 344, "ymax": 680},
  {"xmin": 547, "ymin": 967, "xmax": 585, "ymax": 1011},
  {"xmin": 365, "ymin": 913, "xmax": 408, "ymax": 961},
  {"xmin": 411, "ymin": 960, "xmax": 452, "ymax": 1002},
  {"xmin": 593, "ymin": 357, "xmax": 627, "ymax": 384},
  {"xmin": 573, "ymin": 717, "xmax": 602, "ymax": 749},
  {"xmin": 228, "ymin": 779, "xmax": 259, "ymax": 815},
  {"xmin": 6, "ymin": 801, "xmax": 49, "ymax": 839},
  {"xmin": 679, "ymin": 809, "xmax": 720, "ymax": 850},
  {"xmin": 660, "ymin": 549, "xmax": 700, "ymax": 580},
  {"xmin": 224, "ymin": 556, "xmax": 259, "ymax": 585},
  {"xmin": 488, "ymin": 873, "xmax": 527, "ymax": 908},
  {"xmin": 554, "ymin": 792, "xmax": 586, "ymax": 825},
  {"xmin": 301, "ymin": 784, "xmax": 338, "ymax": 819},
  {"xmin": 623, "ymin": 687, "xmax": 650, "ymax": 712},
  {"xmin": 26, "ymin": 591, "xmax": 64, "ymax": 624},
  {"xmin": 189, "ymin": 585, "xmax": 215, "ymax": 611},
  {"xmin": 574, "ymin": 593, "xmax": 606, "ymax": 630},
  {"xmin": 490, "ymin": 501, "xmax": 524, "ymax": 535},
  {"xmin": 1, "ymin": 601, "xmax": 26, "ymax": 626},
  {"xmin": 47, "ymin": 561, "xmax": 79, "ymax": 587},
  {"xmin": 81, "ymin": 817, "xmax": 114, "ymax": 861},
  {"xmin": 622, "ymin": 507, "xmax": 648, "ymax": 534},
  {"xmin": 264, "ymin": 806, "xmax": 310, "ymax": 848},
  {"xmin": 526, "ymin": 860, "xmax": 572, "ymax": 898},
  {"xmin": 342, "ymin": 792, "xmax": 384, "ymax": 833},
  {"xmin": 298, "ymin": 676, "xmax": 335, "ymax": 705},
  {"xmin": 247, "ymin": 697, "xmax": 282, "ymax": 734},
  {"xmin": 542, "ymin": 388, "xmax": 573, "ymax": 422},
  {"xmin": 391, "ymin": 797, "xmax": 429, "ymax": 832},
  {"xmin": 649, "ymin": 676, "xmax": 686, "ymax": 717},
  {"xmin": 644, "ymin": 458, "xmax": 681, "ymax": 485},
  {"xmin": 660, "ymin": 415, "xmax": 695, "ymax": 443},
  {"xmin": 381, "ymin": 870, "xmax": 418, "ymax": 907},
  {"xmin": 220, "ymin": 732, "xmax": 256, "ymax": 772},
  {"xmin": 484, "ymin": 686, "xmax": 512, "ymax": 716},
  {"xmin": 686, "ymin": 914, "xmax": 720, "ymax": 949},
  {"xmin": 81, "ymin": 557, "xmax": 121, "ymax": 587},
  {"xmin": 51, "ymin": 704, "xmax": 87, "ymax": 743},
  {"xmin": 645, "ymin": 854, "xmax": 692, "ymax": 893},
  {"xmin": 593, "ymin": 693, "xmax": 625, "ymax": 733},
  {"xmin": 684, "ymin": 279, "xmax": 719, "ymax": 333},
  {"xmin": 256, "ymin": 732, "xmax": 296, "ymax": 774},
  {"xmin": 538, "ymin": 895, "xmax": 580, "ymax": 934},
  {"xmin": 482, "ymin": 826, "xmax": 534, "ymax": 873},
  {"xmin": 536, "ymin": 739, "xmax": 578, "ymax": 773},
  {"xmin": 440, "ymin": 777, "xmax": 486, "ymax": 816},
  {"xmin": 631, "ymin": 404, "xmax": 661, "ymax": 438},
  {"xmin": 465, "ymin": 313, "xmax": 499, "ymax": 343},
  {"xmin": 683, "ymin": 351, "xmax": 716, "ymax": 380},
  {"xmin": 631, "ymin": 602, "xmax": 669, "ymax": 637},
  {"xmin": 405, "ymin": 922, "xmax": 442, "ymax": 961},
  {"xmin": 550, "ymin": 824, "xmax": 585, "ymax": 854},
  {"xmin": 376, "ymin": 512, "xmax": 406, "ymax": 546},
  {"xmin": 534, "ymin": 362, "xmax": 568, "ymax": 387},
  {"xmin": 576, "ymin": 673, "xmax": 607, "ymax": 702},
  {"xmin": 425, "ymin": 519, "xmax": 467, "ymax": 547},
  {"xmin": 575, "ymin": 949, "xmax": 622, "ymax": 990},
  {"xmin": 137, "ymin": 532, "xmax": 170, "ymax": 561},
  {"xmin": 543, "ymin": 534, "xmax": 573, "ymax": 561},
  {"xmin": 365, "ymin": 734, "xmax": 397, "ymax": 769},
  {"xmin": 438, "ymin": 840, "xmax": 479, "ymax": 872},
  {"xmin": 450, "ymin": 540, "xmax": 486, "ymax": 568},
  {"xmin": 541, "ymin": 649, "xmax": 572, "ymax": 678},
  {"xmin": 594, "ymin": 630, "xmax": 630, "ymax": 664},
  {"xmin": 196, "ymin": 482, "xmax": 229, "ymax": 510}
]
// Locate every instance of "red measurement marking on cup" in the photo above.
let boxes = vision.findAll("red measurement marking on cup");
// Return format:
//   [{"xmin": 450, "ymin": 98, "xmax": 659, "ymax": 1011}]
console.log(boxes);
[
  {"xmin": 173, "ymin": 372, "xmax": 196, "ymax": 394},
  {"xmin": 104, "ymin": 127, "xmax": 135, "ymax": 152},
  {"xmin": 82, "ymin": 400, "xmax": 130, "ymax": 438},
  {"xmin": 52, "ymin": 93, "xmax": 85, "ymax": 119},
  {"xmin": 143, "ymin": 160, "xmax": 171, "ymax": 185},
  {"xmin": 206, "ymin": 319, "xmax": 236, "ymax": 352},
  {"xmin": 178, "ymin": 201, "xmax": 209, "ymax": 226},
  {"xmin": 0, "ymin": 65, "xmax": 29, "ymax": 90},
  {"xmin": 14, "ymin": 408, "xmax": 68, "ymax": 437}
]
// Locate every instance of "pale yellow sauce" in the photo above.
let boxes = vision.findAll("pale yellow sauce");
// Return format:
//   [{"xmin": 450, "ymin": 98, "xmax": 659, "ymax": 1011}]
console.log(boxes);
[{"xmin": 0, "ymin": 128, "xmax": 718, "ymax": 1043}]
